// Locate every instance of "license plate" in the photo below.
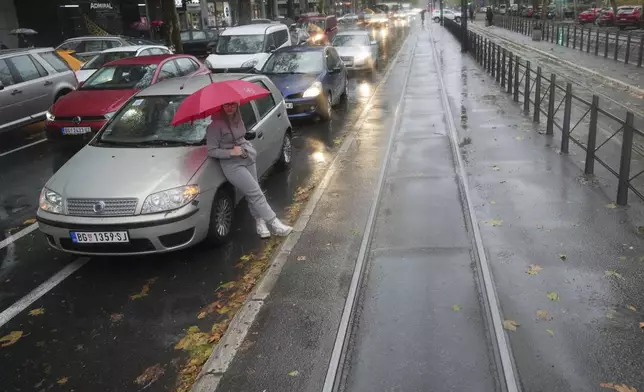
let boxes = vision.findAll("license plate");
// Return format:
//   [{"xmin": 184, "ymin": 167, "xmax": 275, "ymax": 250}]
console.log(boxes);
[
  {"xmin": 62, "ymin": 127, "xmax": 92, "ymax": 135},
  {"xmin": 285, "ymin": 102, "xmax": 293, "ymax": 109},
  {"xmin": 71, "ymin": 231, "xmax": 129, "ymax": 243}
]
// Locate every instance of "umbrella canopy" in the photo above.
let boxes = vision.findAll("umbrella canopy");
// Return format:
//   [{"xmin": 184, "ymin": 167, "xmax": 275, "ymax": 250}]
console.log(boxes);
[
  {"xmin": 171, "ymin": 79, "xmax": 270, "ymax": 126},
  {"xmin": 10, "ymin": 28, "xmax": 38, "ymax": 35}
]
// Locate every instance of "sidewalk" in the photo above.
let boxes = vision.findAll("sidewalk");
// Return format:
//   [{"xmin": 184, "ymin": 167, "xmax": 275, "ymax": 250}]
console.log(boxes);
[{"xmin": 207, "ymin": 23, "xmax": 644, "ymax": 392}]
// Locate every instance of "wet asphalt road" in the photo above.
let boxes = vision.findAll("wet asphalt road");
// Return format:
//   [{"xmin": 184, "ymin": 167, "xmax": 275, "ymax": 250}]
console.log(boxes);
[{"xmin": 0, "ymin": 25, "xmax": 409, "ymax": 391}]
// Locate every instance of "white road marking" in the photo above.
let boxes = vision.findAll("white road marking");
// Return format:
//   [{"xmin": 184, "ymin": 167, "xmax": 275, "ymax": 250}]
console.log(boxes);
[
  {"xmin": 0, "ymin": 139, "xmax": 46, "ymax": 158},
  {"xmin": 0, "ymin": 257, "xmax": 90, "ymax": 328},
  {"xmin": 0, "ymin": 223, "xmax": 39, "ymax": 251}
]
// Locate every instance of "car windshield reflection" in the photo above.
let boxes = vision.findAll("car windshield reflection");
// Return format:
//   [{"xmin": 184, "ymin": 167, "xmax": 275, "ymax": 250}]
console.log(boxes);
[
  {"xmin": 262, "ymin": 51, "xmax": 324, "ymax": 74},
  {"xmin": 93, "ymin": 95, "xmax": 208, "ymax": 147},
  {"xmin": 82, "ymin": 51, "xmax": 138, "ymax": 70},
  {"xmin": 215, "ymin": 35, "xmax": 265, "ymax": 54},
  {"xmin": 81, "ymin": 64, "xmax": 158, "ymax": 90}
]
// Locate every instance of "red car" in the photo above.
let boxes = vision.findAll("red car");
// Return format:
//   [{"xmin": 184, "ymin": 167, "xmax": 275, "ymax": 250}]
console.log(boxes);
[
  {"xmin": 578, "ymin": 8, "xmax": 601, "ymax": 24},
  {"xmin": 616, "ymin": 5, "xmax": 643, "ymax": 29},
  {"xmin": 598, "ymin": 8, "xmax": 615, "ymax": 26},
  {"xmin": 45, "ymin": 54, "xmax": 209, "ymax": 144}
]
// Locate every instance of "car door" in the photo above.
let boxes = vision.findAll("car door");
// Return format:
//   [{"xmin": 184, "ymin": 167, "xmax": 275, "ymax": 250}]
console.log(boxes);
[
  {"xmin": 250, "ymin": 78, "xmax": 282, "ymax": 164},
  {"xmin": 5, "ymin": 54, "xmax": 50, "ymax": 124},
  {"xmin": 239, "ymin": 102, "xmax": 270, "ymax": 176},
  {"xmin": 326, "ymin": 47, "xmax": 344, "ymax": 101},
  {"xmin": 0, "ymin": 58, "xmax": 19, "ymax": 130}
]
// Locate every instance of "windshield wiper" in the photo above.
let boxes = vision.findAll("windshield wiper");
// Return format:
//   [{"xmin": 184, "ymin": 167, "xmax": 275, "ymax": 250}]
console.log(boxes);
[{"xmin": 134, "ymin": 139, "xmax": 204, "ymax": 147}]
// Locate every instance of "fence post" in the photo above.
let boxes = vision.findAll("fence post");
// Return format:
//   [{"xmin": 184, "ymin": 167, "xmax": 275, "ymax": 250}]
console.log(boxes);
[
  {"xmin": 614, "ymin": 31, "xmax": 620, "ymax": 61},
  {"xmin": 573, "ymin": 25, "xmax": 577, "ymax": 49},
  {"xmin": 513, "ymin": 56, "xmax": 520, "ymax": 102},
  {"xmin": 491, "ymin": 44, "xmax": 496, "ymax": 77},
  {"xmin": 496, "ymin": 45, "xmax": 501, "ymax": 83},
  {"xmin": 566, "ymin": 25, "xmax": 570, "ymax": 47},
  {"xmin": 617, "ymin": 112, "xmax": 635, "ymax": 206},
  {"xmin": 579, "ymin": 26, "xmax": 583, "ymax": 51},
  {"xmin": 604, "ymin": 31, "xmax": 609, "ymax": 57},
  {"xmin": 584, "ymin": 95, "xmax": 599, "ymax": 175},
  {"xmin": 546, "ymin": 73, "xmax": 556, "ymax": 136},
  {"xmin": 595, "ymin": 29, "xmax": 600, "ymax": 56},
  {"xmin": 625, "ymin": 33, "xmax": 632, "ymax": 64},
  {"xmin": 484, "ymin": 38, "xmax": 488, "ymax": 67},
  {"xmin": 638, "ymin": 37, "xmax": 644, "ymax": 68},
  {"xmin": 551, "ymin": 22, "xmax": 555, "ymax": 43},
  {"xmin": 586, "ymin": 28, "xmax": 591, "ymax": 52},
  {"xmin": 534, "ymin": 66, "xmax": 542, "ymax": 122},
  {"xmin": 524, "ymin": 61, "xmax": 531, "ymax": 113},
  {"xmin": 508, "ymin": 53, "xmax": 514, "ymax": 94},
  {"xmin": 501, "ymin": 49, "xmax": 507, "ymax": 88},
  {"xmin": 561, "ymin": 83, "xmax": 573, "ymax": 153}
]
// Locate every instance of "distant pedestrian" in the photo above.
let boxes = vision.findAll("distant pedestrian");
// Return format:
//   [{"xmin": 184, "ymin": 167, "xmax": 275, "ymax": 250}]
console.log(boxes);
[
  {"xmin": 486, "ymin": 7, "xmax": 494, "ymax": 26},
  {"xmin": 420, "ymin": 9, "xmax": 426, "ymax": 24},
  {"xmin": 207, "ymin": 102, "xmax": 293, "ymax": 239}
]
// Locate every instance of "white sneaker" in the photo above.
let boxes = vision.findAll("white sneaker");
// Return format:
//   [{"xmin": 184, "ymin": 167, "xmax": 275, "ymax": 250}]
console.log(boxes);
[
  {"xmin": 256, "ymin": 218, "xmax": 271, "ymax": 239},
  {"xmin": 270, "ymin": 218, "xmax": 293, "ymax": 237}
]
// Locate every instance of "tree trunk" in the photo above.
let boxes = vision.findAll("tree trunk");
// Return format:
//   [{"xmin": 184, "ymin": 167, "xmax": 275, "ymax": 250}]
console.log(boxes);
[
  {"xmin": 610, "ymin": 0, "xmax": 618, "ymax": 16},
  {"xmin": 238, "ymin": 0, "xmax": 252, "ymax": 25},
  {"xmin": 161, "ymin": 0, "xmax": 183, "ymax": 53}
]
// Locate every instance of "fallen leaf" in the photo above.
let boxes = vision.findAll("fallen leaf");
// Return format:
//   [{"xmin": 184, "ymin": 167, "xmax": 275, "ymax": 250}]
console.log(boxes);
[
  {"xmin": 515, "ymin": 136, "xmax": 524, "ymax": 140},
  {"xmin": 490, "ymin": 164, "xmax": 501, "ymax": 171},
  {"xmin": 627, "ymin": 305, "xmax": 636, "ymax": 312},
  {"xmin": 296, "ymin": 255, "xmax": 307, "ymax": 261},
  {"xmin": 197, "ymin": 311, "xmax": 207, "ymax": 319},
  {"xmin": 110, "ymin": 313, "xmax": 123, "ymax": 323},
  {"xmin": 175, "ymin": 326, "xmax": 210, "ymax": 351},
  {"xmin": 239, "ymin": 254, "xmax": 252, "ymax": 262},
  {"xmin": 134, "ymin": 364, "xmax": 165, "ymax": 386},
  {"xmin": 600, "ymin": 383, "xmax": 637, "ymax": 392},
  {"xmin": 23, "ymin": 218, "xmax": 37, "ymax": 225},
  {"xmin": 503, "ymin": 319, "xmax": 519, "ymax": 331},
  {"xmin": 640, "ymin": 322, "xmax": 644, "ymax": 329},
  {"xmin": 536, "ymin": 310, "xmax": 552, "ymax": 321},
  {"xmin": 288, "ymin": 371, "xmax": 299, "ymax": 377},
  {"xmin": 452, "ymin": 305, "xmax": 462, "ymax": 311},
  {"xmin": 57, "ymin": 377, "xmax": 69, "ymax": 385},
  {"xmin": 0, "ymin": 331, "xmax": 23, "ymax": 347},
  {"xmin": 605, "ymin": 270, "xmax": 625, "ymax": 280},
  {"xmin": 130, "ymin": 277, "xmax": 158, "ymax": 300},
  {"xmin": 559, "ymin": 254, "xmax": 567, "ymax": 261},
  {"xmin": 605, "ymin": 203, "xmax": 617, "ymax": 209},
  {"xmin": 547, "ymin": 291, "xmax": 560, "ymax": 301},
  {"xmin": 485, "ymin": 218, "xmax": 503, "ymax": 227},
  {"xmin": 489, "ymin": 200, "xmax": 496, "ymax": 205},
  {"xmin": 218, "ymin": 281, "xmax": 236, "ymax": 291},
  {"xmin": 28, "ymin": 308, "xmax": 45, "ymax": 316},
  {"xmin": 217, "ymin": 306, "xmax": 230, "ymax": 315},
  {"xmin": 527, "ymin": 264, "xmax": 543, "ymax": 275},
  {"xmin": 546, "ymin": 329, "xmax": 555, "ymax": 336}
]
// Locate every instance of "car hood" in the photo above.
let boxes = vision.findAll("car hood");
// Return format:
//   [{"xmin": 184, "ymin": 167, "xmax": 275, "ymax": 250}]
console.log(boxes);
[
  {"xmin": 267, "ymin": 73, "xmax": 321, "ymax": 97},
  {"xmin": 52, "ymin": 89, "xmax": 137, "ymax": 117},
  {"xmin": 334, "ymin": 46, "xmax": 371, "ymax": 58},
  {"xmin": 205, "ymin": 53, "xmax": 269, "ymax": 69},
  {"xmin": 75, "ymin": 69, "xmax": 97, "ymax": 83},
  {"xmin": 47, "ymin": 145, "xmax": 209, "ymax": 199}
]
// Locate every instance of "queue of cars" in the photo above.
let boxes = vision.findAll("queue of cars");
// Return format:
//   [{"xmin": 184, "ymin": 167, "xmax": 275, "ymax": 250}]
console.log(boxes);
[{"xmin": 7, "ymin": 16, "xmax": 390, "ymax": 255}]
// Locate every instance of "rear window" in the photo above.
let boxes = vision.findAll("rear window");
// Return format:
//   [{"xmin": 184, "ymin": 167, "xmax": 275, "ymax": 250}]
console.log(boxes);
[
  {"xmin": 82, "ymin": 51, "xmax": 137, "ymax": 70},
  {"xmin": 81, "ymin": 64, "xmax": 157, "ymax": 90},
  {"xmin": 618, "ymin": 7, "xmax": 635, "ymax": 13},
  {"xmin": 38, "ymin": 51, "xmax": 72, "ymax": 73}
]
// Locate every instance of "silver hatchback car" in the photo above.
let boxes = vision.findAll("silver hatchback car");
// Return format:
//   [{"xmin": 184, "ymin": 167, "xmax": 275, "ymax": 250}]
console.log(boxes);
[{"xmin": 36, "ymin": 73, "xmax": 293, "ymax": 255}]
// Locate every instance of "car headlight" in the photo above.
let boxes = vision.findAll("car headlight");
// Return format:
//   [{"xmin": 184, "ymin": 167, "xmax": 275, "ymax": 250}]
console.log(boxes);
[
  {"xmin": 241, "ymin": 58, "xmax": 258, "ymax": 68},
  {"xmin": 355, "ymin": 53, "xmax": 370, "ymax": 62},
  {"xmin": 45, "ymin": 110, "xmax": 55, "ymax": 122},
  {"xmin": 39, "ymin": 188, "xmax": 64, "ymax": 214},
  {"xmin": 104, "ymin": 111, "xmax": 116, "ymax": 120},
  {"xmin": 312, "ymin": 34, "xmax": 325, "ymax": 42},
  {"xmin": 303, "ymin": 81, "xmax": 322, "ymax": 98},
  {"xmin": 141, "ymin": 185, "xmax": 200, "ymax": 214}
]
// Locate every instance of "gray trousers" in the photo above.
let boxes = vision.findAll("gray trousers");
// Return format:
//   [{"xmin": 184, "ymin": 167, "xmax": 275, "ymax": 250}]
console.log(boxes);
[{"xmin": 221, "ymin": 159, "xmax": 277, "ymax": 222}]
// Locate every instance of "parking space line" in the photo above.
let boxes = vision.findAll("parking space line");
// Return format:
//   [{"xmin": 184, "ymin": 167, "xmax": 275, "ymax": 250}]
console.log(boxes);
[
  {"xmin": 0, "ymin": 139, "xmax": 47, "ymax": 158},
  {"xmin": 0, "ymin": 223, "xmax": 39, "ymax": 251},
  {"xmin": 0, "ymin": 257, "xmax": 90, "ymax": 328}
]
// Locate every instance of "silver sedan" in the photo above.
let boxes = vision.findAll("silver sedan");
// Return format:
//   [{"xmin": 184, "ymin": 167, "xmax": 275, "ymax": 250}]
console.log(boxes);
[{"xmin": 36, "ymin": 73, "xmax": 293, "ymax": 255}]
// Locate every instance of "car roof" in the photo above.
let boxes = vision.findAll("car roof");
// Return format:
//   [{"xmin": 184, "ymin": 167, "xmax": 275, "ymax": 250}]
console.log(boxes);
[
  {"xmin": 105, "ymin": 54, "xmax": 178, "ymax": 66},
  {"xmin": 62, "ymin": 35, "xmax": 126, "ymax": 41},
  {"xmin": 0, "ymin": 47, "xmax": 56, "ymax": 56},
  {"xmin": 136, "ymin": 73, "xmax": 253, "ymax": 96},
  {"xmin": 221, "ymin": 23, "xmax": 285, "ymax": 35},
  {"xmin": 102, "ymin": 45, "xmax": 165, "ymax": 53},
  {"xmin": 274, "ymin": 45, "xmax": 327, "ymax": 53}
]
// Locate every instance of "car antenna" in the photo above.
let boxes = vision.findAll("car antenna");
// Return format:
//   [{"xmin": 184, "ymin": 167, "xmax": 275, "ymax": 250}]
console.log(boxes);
[{"xmin": 179, "ymin": 70, "xmax": 214, "ymax": 91}]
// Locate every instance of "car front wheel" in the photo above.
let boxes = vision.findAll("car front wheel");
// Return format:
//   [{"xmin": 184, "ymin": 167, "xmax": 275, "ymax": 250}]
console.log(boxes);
[
  {"xmin": 455, "ymin": 17, "xmax": 461, "ymax": 23},
  {"xmin": 205, "ymin": 187, "xmax": 235, "ymax": 246},
  {"xmin": 434, "ymin": 17, "xmax": 440, "ymax": 23},
  {"xmin": 319, "ymin": 93, "xmax": 332, "ymax": 121},
  {"xmin": 277, "ymin": 132, "xmax": 292, "ymax": 169}
]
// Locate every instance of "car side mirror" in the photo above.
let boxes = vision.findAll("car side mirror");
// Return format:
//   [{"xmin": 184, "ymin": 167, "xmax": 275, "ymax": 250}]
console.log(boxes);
[
  {"xmin": 245, "ymin": 131, "xmax": 257, "ymax": 140},
  {"xmin": 268, "ymin": 45, "xmax": 277, "ymax": 53}
]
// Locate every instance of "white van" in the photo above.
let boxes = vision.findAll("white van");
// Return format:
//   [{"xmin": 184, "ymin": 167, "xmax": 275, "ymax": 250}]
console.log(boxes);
[
  {"xmin": 205, "ymin": 24, "xmax": 291, "ymax": 73},
  {"xmin": 499, "ymin": 4, "xmax": 507, "ymax": 14}
]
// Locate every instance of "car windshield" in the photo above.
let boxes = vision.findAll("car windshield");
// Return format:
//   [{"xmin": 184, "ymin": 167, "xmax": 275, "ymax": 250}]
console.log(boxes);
[
  {"xmin": 81, "ymin": 64, "xmax": 158, "ymax": 90},
  {"xmin": 296, "ymin": 20, "xmax": 326, "ymax": 30},
  {"xmin": 216, "ymin": 34, "xmax": 265, "ymax": 54},
  {"xmin": 82, "ymin": 51, "xmax": 137, "ymax": 70},
  {"xmin": 95, "ymin": 96, "xmax": 208, "ymax": 147},
  {"xmin": 333, "ymin": 34, "xmax": 370, "ymax": 47},
  {"xmin": 192, "ymin": 31, "xmax": 207, "ymax": 40},
  {"xmin": 262, "ymin": 51, "xmax": 323, "ymax": 74}
]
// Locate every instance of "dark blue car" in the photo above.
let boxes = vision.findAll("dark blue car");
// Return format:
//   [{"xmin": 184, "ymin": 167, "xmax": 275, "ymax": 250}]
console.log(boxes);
[{"xmin": 261, "ymin": 45, "xmax": 348, "ymax": 121}]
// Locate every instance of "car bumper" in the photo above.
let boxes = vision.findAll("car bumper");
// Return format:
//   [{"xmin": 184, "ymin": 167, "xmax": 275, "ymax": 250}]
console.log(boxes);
[
  {"xmin": 285, "ymin": 96, "xmax": 324, "ymax": 119},
  {"xmin": 615, "ymin": 19, "xmax": 639, "ymax": 25},
  {"xmin": 36, "ymin": 199, "xmax": 212, "ymax": 256},
  {"xmin": 45, "ymin": 120, "xmax": 106, "ymax": 143}
]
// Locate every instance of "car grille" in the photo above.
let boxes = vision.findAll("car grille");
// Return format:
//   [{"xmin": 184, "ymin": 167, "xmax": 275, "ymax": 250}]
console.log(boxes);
[
  {"xmin": 341, "ymin": 56, "xmax": 354, "ymax": 63},
  {"xmin": 66, "ymin": 198, "xmax": 138, "ymax": 216},
  {"xmin": 55, "ymin": 116, "xmax": 106, "ymax": 122},
  {"xmin": 286, "ymin": 92, "xmax": 304, "ymax": 99},
  {"xmin": 59, "ymin": 238, "xmax": 155, "ymax": 253}
]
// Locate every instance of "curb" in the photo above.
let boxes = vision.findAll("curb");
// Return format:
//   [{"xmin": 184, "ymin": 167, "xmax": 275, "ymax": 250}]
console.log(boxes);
[
  {"xmin": 470, "ymin": 24, "xmax": 644, "ymax": 98},
  {"xmin": 189, "ymin": 29, "xmax": 414, "ymax": 392}
]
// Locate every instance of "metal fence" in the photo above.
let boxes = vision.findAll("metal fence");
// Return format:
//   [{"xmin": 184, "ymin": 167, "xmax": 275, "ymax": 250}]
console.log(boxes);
[
  {"xmin": 493, "ymin": 15, "xmax": 644, "ymax": 67},
  {"xmin": 444, "ymin": 18, "xmax": 644, "ymax": 205}
]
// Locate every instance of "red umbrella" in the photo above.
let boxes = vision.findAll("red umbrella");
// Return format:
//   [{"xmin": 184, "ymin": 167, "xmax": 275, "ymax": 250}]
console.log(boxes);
[{"xmin": 171, "ymin": 80, "xmax": 270, "ymax": 126}]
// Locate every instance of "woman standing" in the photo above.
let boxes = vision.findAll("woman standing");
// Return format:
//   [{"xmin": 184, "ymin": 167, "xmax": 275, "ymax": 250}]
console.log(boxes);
[{"xmin": 206, "ymin": 101, "xmax": 293, "ymax": 239}]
